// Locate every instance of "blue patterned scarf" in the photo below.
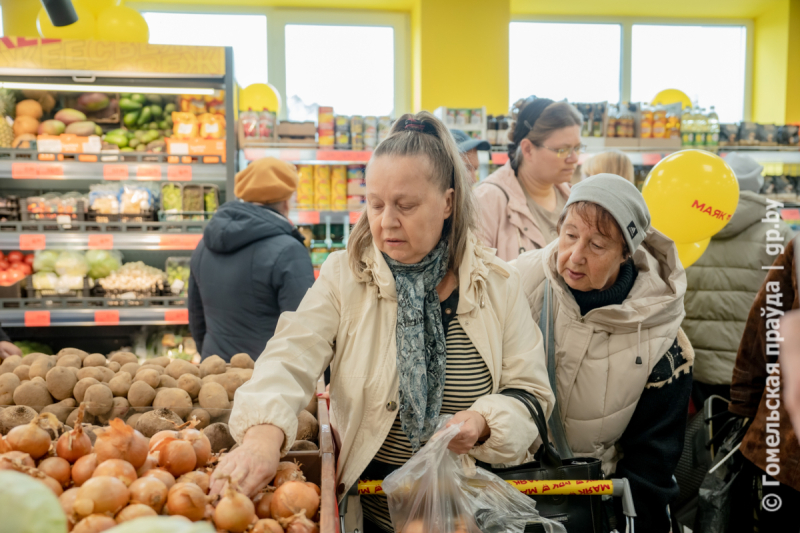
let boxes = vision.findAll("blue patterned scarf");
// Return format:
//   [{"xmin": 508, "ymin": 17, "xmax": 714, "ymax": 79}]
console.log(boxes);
[{"xmin": 383, "ymin": 239, "xmax": 449, "ymax": 451}]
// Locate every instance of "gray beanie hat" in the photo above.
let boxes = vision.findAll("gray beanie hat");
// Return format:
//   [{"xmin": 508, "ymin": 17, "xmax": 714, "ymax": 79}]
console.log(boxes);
[
  {"xmin": 565, "ymin": 173, "xmax": 651, "ymax": 254},
  {"xmin": 725, "ymin": 152, "xmax": 764, "ymax": 193}
]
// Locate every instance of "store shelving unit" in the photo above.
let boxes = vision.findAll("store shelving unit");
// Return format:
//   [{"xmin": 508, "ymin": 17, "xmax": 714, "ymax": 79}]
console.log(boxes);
[{"xmin": 0, "ymin": 297, "xmax": 188, "ymax": 327}]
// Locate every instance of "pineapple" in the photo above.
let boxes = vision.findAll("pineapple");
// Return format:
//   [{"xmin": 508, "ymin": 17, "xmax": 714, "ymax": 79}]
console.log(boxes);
[
  {"xmin": 0, "ymin": 119, "xmax": 13, "ymax": 148},
  {"xmin": 0, "ymin": 88, "xmax": 16, "ymax": 119}
]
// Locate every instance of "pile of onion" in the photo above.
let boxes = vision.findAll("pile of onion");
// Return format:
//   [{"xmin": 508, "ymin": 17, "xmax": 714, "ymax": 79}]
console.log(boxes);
[
  {"xmin": 38, "ymin": 456, "xmax": 72, "ymax": 489},
  {"xmin": 56, "ymin": 406, "xmax": 92, "ymax": 463},
  {"xmin": 6, "ymin": 412, "xmax": 59, "ymax": 460},
  {"xmin": 92, "ymin": 458, "xmax": 137, "ymax": 487},
  {"xmin": 153, "ymin": 436, "xmax": 196, "ymax": 477},
  {"xmin": 213, "ymin": 478, "xmax": 256, "ymax": 533},
  {"xmin": 280, "ymin": 512, "xmax": 319, "ymax": 533},
  {"xmin": 254, "ymin": 518, "xmax": 285, "ymax": 533},
  {"xmin": 273, "ymin": 461, "xmax": 306, "ymax": 488},
  {"xmin": 73, "ymin": 475, "xmax": 130, "ymax": 517},
  {"xmin": 271, "ymin": 481, "xmax": 320, "ymax": 521},
  {"xmin": 129, "ymin": 476, "xmax": 169, "ymax": 513},
  {"xmin": 166, "ymin": 482, "xmax": 208, "ymax": 521},
  {"xmin": 93, "ymin": 418, "xmax": 148, "ymax": 469}
]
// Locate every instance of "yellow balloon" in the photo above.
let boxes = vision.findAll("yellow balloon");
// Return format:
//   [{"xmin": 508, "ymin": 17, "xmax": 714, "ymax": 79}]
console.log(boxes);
[
  {"xmin": 37, "ymin": 4, "xmax": 96, "ymax": 40},
  {"xmin": 651, "ymin": 89, "xmax": 693, "ymax": 110},
  {"xmin": 239, "ymin": 83, "xmax": 282, "ymax": 114},
  {"xmin": 642, "ymin": 149, "xmax": 739, "ymax": 244},
  {"xmin": 79, "ymin": 0, "xmax": 120, "ymax": 18},
  {"xmin": 95, "ymin": 5, "xmax": 149, "ymax": 43},
  {"xmin": 676, "ymin": 238, "xmax": 711, "ymax": 269}
]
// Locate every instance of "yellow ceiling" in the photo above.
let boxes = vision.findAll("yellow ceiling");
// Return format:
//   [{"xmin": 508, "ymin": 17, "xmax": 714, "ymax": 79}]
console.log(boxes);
[
  {"xmin": 130, "ymin": 0, "xmax": 414, "ymax": 10},
  {"xmin": 511, "ymin": 0, "xmax": 785, "ymax": 19}
]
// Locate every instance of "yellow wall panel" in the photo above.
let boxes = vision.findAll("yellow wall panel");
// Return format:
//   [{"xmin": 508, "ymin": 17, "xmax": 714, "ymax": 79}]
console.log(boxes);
[
  {"xmin": 753, "ymin": 0, "xmax": 789, "ymax": 123},
  {"xmin": 0, "ymin": 0, "xmax": 40, "ymax": 38},
  {"xmin": 786, "ymin": 0, "xmax": 800, "ymax": 122}
]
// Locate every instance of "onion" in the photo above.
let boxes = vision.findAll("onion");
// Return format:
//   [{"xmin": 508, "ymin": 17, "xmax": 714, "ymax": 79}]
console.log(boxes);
[
  {"xmin": 402, "ymin": 519, "xmax": 425, "ymax": 533},
  {"xmin": 281, "ymin": 513, "xmax": 319, "ymax": 533},
  {"xmin": 0, "ymin": 451, "xmax": 35, "ymax": 469},
  {"xmin": 273, "ymin": 461, "xmax": 305, "ymax": 488},
  {"xmin": 60, "ymin": 487, "xmax": 80, "ymax": 519},
  {"xmin": 73, "ymin": 476, "xmax": 130, "ymax": 517},
  {"xmin": 6, "ymin": 412, "xmax": 58, "ymax": 459},
  {"xmin": 94, "ymin": 418, "xmax": 148, "ymax": 469},
  {"xmin": 255, "ymin": 491, "xmax": 275, "ymax": 519},
  {"xmin": 214, "ymin": 482, "xmax": 256, "ymax": 533},
  {"xmin": 136, "ymin": 454, "xmax": 158, "ymax": 477},
  {"xmin": 149, "ymin": 430, "xmax": 178, "ymax": 452},
  {"xmin": 129, "ymin": 476, "xmax": 168, "ymax": 513},
  {"xmin": 115, "ymin": 503, "xmax": 157, "ymax": 523},
  {"xmin": 306, "ymin": 482, "xmax": 321, "ymax": 497},
  {"xmin": 271, "ymin": 481, "xmax": 320, "ymax": 520},
  {"xmin": 177, "ymin": 471, "xmax": 210, "ymax": 494},
  {"xmin": 39, "ymin": 474, "xmax": 64, "ymax": 496},
  {"xmin": 254, "ymin": 519, "xmax": 285, "ymax": 533},
  {"xmin": 72, "ymin": 453, "xmax": 98, "ymax": 487},
  {"xmin": 142, "ymin": 467, "xmax": 176, "ymax": 490},
  {"xmin": 166, "ymin": 482, "xmax": 208, "ymax": 521},
  {"xmin": 154, "ymin": 437, "xmax": 196, "ymax": 477},
  {"xmin": 39, "ymin": 456, "xmax": 72, "ymax": 488},
  {"xmin": 181, "ymin": 428, "xmax": 212, "ymax": 467},
  {"xmin": 57, "ymin": 405, "xmax": 92, "ymax": 463},
  {"xmin": 92, "ymin": 459, "xmax": 138, "ymax": 487},
  {"xmin": 0, "ymin": 436, "xmax": 11, "ymax": 454},
  {"xmin": 72, "ymin": 514, "xmax": 117, "ymax": 533}
]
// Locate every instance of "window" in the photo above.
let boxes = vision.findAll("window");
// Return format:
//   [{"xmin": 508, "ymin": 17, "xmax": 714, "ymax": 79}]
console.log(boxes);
[
  {"xmin": 284, "ymin": 24, "xmax": 395, "ymax": 121},
  {"xmin": 509, "ymin": 22, "xmax": 621, "ymax": 104},
  {"xmin": 142, "ymin": 12, "xmax": 267, "ymax": 88},
  {"xmin": 631, "ymin": 25, "xmax": 747, "ymax": 122}
]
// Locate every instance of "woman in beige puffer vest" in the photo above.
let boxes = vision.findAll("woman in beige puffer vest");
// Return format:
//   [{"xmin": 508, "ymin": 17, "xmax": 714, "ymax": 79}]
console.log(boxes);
[{"xmin": 514, "ymin": 174, "xmax": 694, "ymax": 533}]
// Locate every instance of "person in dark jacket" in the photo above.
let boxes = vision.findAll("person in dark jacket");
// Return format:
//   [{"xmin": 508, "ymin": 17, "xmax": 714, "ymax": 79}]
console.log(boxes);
[{"xmin": 189, "ymin": 158, "xmax": 315, "ymax": 362}]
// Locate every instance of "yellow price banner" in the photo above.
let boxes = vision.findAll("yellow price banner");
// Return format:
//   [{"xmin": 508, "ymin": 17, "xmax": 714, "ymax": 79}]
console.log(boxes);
[{"xmin": 358, "ymin": 479, "xmax": 615, "ymax": 497}]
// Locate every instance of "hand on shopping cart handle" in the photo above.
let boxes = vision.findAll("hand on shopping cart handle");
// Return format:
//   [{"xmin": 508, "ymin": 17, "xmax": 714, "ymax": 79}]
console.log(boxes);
[
  {"xmin": 209, "ymin": 423, "xmax": 284, "ymax": 499},
  {"xmin": 445, "ymin": 411, "xmax": 490, "ymax": 455}
]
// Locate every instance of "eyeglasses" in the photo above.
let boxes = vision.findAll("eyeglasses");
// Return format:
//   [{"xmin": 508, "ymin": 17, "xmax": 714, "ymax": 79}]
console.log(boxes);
[{"xmin": 537, "ymin": 144, "xmax": 587, "ymax": 159}]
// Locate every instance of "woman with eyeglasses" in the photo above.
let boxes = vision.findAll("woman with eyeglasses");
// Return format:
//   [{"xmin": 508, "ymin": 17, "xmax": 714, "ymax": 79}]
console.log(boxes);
[{"xmin": 475, "ymin": 97, "xmax": 584, "ymax": 261}]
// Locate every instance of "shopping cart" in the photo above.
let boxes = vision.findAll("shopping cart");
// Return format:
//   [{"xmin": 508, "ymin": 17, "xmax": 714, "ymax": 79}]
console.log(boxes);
[{"xmin": 339, "ymin": 477, "xmax": 637, "ymax": 533}]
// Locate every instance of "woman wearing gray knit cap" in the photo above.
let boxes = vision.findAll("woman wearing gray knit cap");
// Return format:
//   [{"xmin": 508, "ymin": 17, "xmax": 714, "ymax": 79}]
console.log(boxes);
[{"xmin": 513, "ymin": 173, "xmax": 693, "ymax": 533}]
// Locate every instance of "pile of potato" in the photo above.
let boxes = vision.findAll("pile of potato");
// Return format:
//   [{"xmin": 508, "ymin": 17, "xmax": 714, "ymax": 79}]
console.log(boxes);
[{"xmin": 0, "ymin": 349, "xmax": 319, "ymax": 452}]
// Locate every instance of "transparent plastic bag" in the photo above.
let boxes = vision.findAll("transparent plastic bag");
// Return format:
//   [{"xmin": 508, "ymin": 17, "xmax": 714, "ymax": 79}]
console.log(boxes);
[{"xmin": 383, "ymin": 416, "xmax": 565, "ymax": 533}]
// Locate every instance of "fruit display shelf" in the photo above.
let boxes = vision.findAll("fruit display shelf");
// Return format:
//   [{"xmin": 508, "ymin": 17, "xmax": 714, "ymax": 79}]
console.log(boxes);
[
  {"xmin": 0, "ymin": 296, "xmax": 188, "ymax": 327},
  {"xmin": 289, "ymin": 209, "xmax": 361, "ymax": 226}
]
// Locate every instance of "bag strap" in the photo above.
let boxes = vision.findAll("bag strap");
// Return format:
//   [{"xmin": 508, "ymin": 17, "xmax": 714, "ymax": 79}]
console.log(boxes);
[
  {"xmin": 539, "ymin": 279, "xmax": 574, "ymax": 459},
  {"xmin": 499, "ymin": 388, "xmax": 562, "ymax": 470},
  {"xmin": 481, "ymin": 182, "xmax": 538, "ymax": 254}
]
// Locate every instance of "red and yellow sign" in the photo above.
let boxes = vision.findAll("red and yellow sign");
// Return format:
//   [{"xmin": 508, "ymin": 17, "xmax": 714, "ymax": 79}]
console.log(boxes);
[
  {"xmin": 0, "ymin": 37, "xmax": 225, "ymax": 76},
  {"xmin": 357, "ymin": 479, "xmax": 615, "ymax": 496}
]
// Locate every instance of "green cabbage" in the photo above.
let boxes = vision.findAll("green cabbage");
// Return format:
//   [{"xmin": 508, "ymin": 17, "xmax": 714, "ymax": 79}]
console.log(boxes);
[
  {"xmin": 32, "ymin": 272, "xmax": 58, "ymax": 290},
  {"xmin": 33, "ymin": 250, "xmax": 61, "ymax": 273},
  {"xmin": 0, "ymin": 471, "xmax": 68, "ymax": 533},
  {"xmin": 106, "ymin": 517, "xmax": 215, "ymax": 533},
  {"xmin": 54, "ymin": 251, "xmax": 89, "ymax": 277},
  {"xmin": 85, "ymin": 249, "xmax": 123, "ymax": 279}
]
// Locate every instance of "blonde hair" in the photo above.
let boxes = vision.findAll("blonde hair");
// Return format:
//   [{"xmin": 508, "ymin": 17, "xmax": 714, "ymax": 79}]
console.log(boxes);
[
  {"xmin": 583, "ymin": 151, "xmax": 635, "ymax": 183},
  {"xmin": 507, "ymin": 98, "xmax": 583, "ymax": 173},
  {"xmin": 348, "ymin": 111, "xmax": 478, "ymax": 276}
]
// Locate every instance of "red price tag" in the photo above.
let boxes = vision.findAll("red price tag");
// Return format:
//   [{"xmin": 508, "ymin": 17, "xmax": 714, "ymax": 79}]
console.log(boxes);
[
  {"xmin": 167, "ymin": 166, "xmax": 192, "ymax": 181},
  {"xmin": 349, "ymin": 211, "xmax": 362, "ymax": 224},
  {"xmin": 317, "ymin": 150, "xmax": 372, "ymax": 162},
  {"xmin": 314, "ymin": 269, "xmax": 320, "ymax": 280},
  {"xmin": 25, "ymin": 311, "xmax": 51, "ymax": 327},
  {"xmin": 781, "ymin": 208, "xmax": 800, "ymax": 221},
  {"xmin": 165, "ymin": 309, "xmax": 189, "ymax": 323},
  {"xmin": 11, "ymin": 162, "xmax": 37, "ymax": 179},
  {"xmin": 19, "ymin": 234, "xmax": 46, "ymax": 250},
  {"xmin": 136, "ymin": 165, "xmax": 162, "ymax": 180},
  {"xmin": 94, "ymin": 310, "xmax": 120, "ymax": 325},
  {"xmin": 159, "ymin": 234, "xmax": 202, "ymax": 250},
  {"xmin": 297, "ymin": 211, "xmax": 320, "ymax": 225},
  {"xmin": 642, "ymin": 153, "xmax": 662, "ymax": 166},
  {"xmin": 491, "ymin": 153, "xmax": 509, "ymax": 165},
  {"xmin": 88, "ymin": 234, "xmax": 114, "ymax": 250},
  {"xmin": 37, "ymin": 164, "xmax": 64, "ymax": 179},
  {"xmin": 103, "ymin": 164, "xmax": 129, "ymax": 180}
]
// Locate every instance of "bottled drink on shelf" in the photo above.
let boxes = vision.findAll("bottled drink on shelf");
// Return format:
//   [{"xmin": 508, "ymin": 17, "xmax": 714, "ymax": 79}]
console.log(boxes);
[
  {"xmin": 487, "ymin": 115, "xmax": 498, "ymax": 145},
  {"xmin": 606, "ymin": 104, "xmax": 618, "ymax": 137},
  {"xmin": 640, "ymin": 104, "xmax": 653, "ymax": 139},
  {"xmin": 496, "ymin": 115, "xmax": 509, "ymax": 145},
  {"xmin": 681, "ymin": 107, "xmax": 694, "ymax": 147},
  {"xmin": 615, "ymin": 103, "xmax": 627, "ymax": 138},
  {"xmin": 652, "ymin": 105, "xmax": 667, "ymax": 139},
  {"xmin": 666, "ymin": 111, "xmax": 681, "ymax": 139},
  {"xmin": 707, "ymin": 106, "xmax": 720, "ymax": 149},
  {"xmin": 693, "ymin": 107, "xmax": 707, "ymax": 148}
]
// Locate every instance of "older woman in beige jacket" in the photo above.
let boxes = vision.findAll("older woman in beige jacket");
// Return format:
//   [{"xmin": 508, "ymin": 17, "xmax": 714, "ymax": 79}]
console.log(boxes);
[{"xmin": 212, "ymin": 112, "xmax": 554, "ymax": 533}]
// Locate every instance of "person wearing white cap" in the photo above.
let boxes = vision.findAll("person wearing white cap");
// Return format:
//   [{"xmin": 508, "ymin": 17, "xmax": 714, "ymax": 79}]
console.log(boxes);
[
  {"xmin": 513, "ymin": 173, "xmax": 693, "ymax": 533},
  {"xmin": 682, "ymin": 152, "xmax": 794, "ymax": 408}
]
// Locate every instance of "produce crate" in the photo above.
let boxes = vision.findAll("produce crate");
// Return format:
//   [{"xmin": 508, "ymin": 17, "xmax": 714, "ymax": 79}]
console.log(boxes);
[
  {"xmin": 86, "ymin": 208, "xmax": 157, "ymax": 224},
  {"xmin": 0, "ymin": 279, "xmax": 26, "ymax": 299},
  {"xmin": 25, "ymin": 275, "xmax": 91, "ymax": 299}
]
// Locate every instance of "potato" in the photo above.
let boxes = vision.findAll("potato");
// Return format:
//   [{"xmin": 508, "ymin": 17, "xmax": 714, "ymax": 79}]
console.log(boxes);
[
  {"xmin": 148, "ymin": 356, "xmax": 171, "ymax": 368},
  {"xmin": 227, "ymin": 368, "xmax": 254, "ymax": 383},
  {"xmin": 56, "ymin": 354, "xmax": 82, "ymax": 369},
  {"xmin": 137, "ymin": 364, "xmax": 164, "ymax": 376},
  {"xmin": 296, "ymin": 409, "xmax": 319, "ymax": 441},
  {"xmin": 127, "ymin": 381, "xmax": 156, "ymax": 408},
  {"xmin": 120, "ymin": 363, "xmax": 140, "ymax": 377},
  {"xmin": 107, "ymin": 362, "xmax": 120, "ymax": 373},
  {"xmin": 305, "ymin": 396, "xmax": 318, "ymax": 417},
  {"xmin": 82, "ymin": 353, "xmax": 107, "ymax": 368},
  {"xmin": 153, "ymin": 388, "xmax": 193, "ymax": 419},
  {"xmin": 0, "ymin": 405, "xmax": 37, "ymax": 435},
  {"xmin": 21, "ymin": 352, "xmax": 49, "ymax": 366},
  {"xmin": 27, "ymin": 357, "xmax": 54, "ymax": 381},
  {"xmin": 30, "ymin": 376, "xmax": 45, "ymax": 385},
  {"xmin": 216, "ymin": 373, "xmax": 243, "ymax": 401},
  {"xmin": 126, "ymin": 412, "xmax": 143, "ymax": 428},
  {"xmin": 188, "ymin": 408, "xmax": 210, "ymax": 429},
  {"xmin": 291, "ymin": 440, "xmax": 319, "ymax": 452},
  {"xmin": 166, "ymin": 359, "xmax": 200, "ymax": 380},
  {"xmin": 0, "ymin": 373, "xmax": 20, "ymax": 405},
  {"xmin": 42, "ymin": 399, "xmax": 76, "ymax": 424},
  {"xmin": 108, "ymin": 351, "xmax": 138, "ymax": 366},
  {"xmin": 199, "ymin": 355, "xmax": 226, "ymax": 377},
  {"xmin": 134, "ymin": 369, "xmax": 161, "ymax": 389},
  {"xmin": 0, "ymin": 355, "xmax": 22, "ymax": 375},
  {"xmin": 66, "ymin": 407, "xmax": 96, "ymax": 428},
  {"xmin": 135, "ymin": 408, "xmax": 182, "ymax": 438},
  {"xmin": 230, "ymin": 353, "xmax": 255, "ymax": 370},
  {"xmin": 177, "ymin": 374, "xmax": 202, "ymax": 399},
  {"xmin": 13, "ymin": 365, "xmax": 30, "ymax": 381},
  {"xmin": 57, "ymin": 348, "xmax": 88, "ymax": 361},
  {"xmin": 45, "ymin": 366, "xmax": 78, "ymax": 401},
  {"xmin": 98, "ymin": 397, "xmax": 130, "ymax": 425},
  {"xmin": 73, "ymin": 377, "xmax": 100, "ymax": 403},
  {"xmin": 204, "ymin": 423, "xmax": 236, "ymax": 453},
  {"xmin": 83, "ymin": 384, "xmax": 113, "ymax": 416},
  {"xmin": 159, "ymin": 375, "xmax": 178, "ymax": 389},
  {"xmin": 13, "ymin": 381, "xmax": 53, "ymax": 412},
  {"xmin": 77, "ymin": 366, "xmax": 113, "ymax": 383},
  {"xmin": 198, "ymin": 382, "xmax": 230, "ymax": 412},
  {"xmin": 109, "ymin": 372, "xmax": 132, "ymax": 397}
]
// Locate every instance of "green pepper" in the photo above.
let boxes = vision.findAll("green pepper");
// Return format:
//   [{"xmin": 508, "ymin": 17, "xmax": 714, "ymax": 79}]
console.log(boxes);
[
  {"xmin": 123, "ymin": 111, "xmax": 139, "ymax": 128},
  {"xmin": 136, "ymin": 107, "xmax": 152, "ymax": 126},
  {"xmin": 119, "ymin": 98, "xmax": 142, "ymax": 112},
  {"xmin": 149, "ymin": 105, "xmax": 163, "ymax": 118}
]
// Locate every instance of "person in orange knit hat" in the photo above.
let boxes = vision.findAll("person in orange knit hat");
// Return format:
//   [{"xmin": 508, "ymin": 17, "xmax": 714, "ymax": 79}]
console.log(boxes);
[{"xmin": 188, "ymin": 158, "xmax": 315, "ymax": 363}]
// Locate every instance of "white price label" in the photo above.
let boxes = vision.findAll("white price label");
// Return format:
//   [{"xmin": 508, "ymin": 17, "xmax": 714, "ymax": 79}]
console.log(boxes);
[{"xmin": 37, "ymin": 138, "xmax": 62, "ymax": 153}]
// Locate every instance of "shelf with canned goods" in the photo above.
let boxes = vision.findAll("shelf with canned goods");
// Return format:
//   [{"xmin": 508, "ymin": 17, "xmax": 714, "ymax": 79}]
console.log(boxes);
[
  {"xmin": 0, "ymin": 296, "xmax": 188, "ymax": 327},
  {"xmin": 0, "ymin": 148, "xmax": 227, "ymax": 182}
]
